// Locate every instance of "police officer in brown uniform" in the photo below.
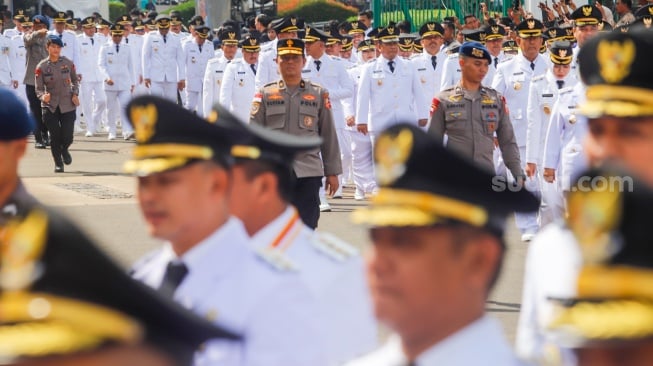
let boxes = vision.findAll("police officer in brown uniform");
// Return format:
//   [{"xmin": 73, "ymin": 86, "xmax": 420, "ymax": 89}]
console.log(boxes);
[
  {"xmin": 428, "ymin": 41, "xmax": 523, "ymax": 181},
  {"xmin": 35, "ymin": 35, "xmax": 80, "ymax": 173},
  {"xmin": 250, "ymin": 38, "xmax": 342, "ymax": 229}
]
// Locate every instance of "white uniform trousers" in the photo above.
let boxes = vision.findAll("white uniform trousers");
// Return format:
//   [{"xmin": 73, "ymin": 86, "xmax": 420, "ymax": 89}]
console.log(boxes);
[
  {"xmin": 538, "ymin": 173, "xmax": 565, "ymax": 227},
  {"xmin": 80, "ymin": 81, "xmax": 107, "ymax": 134},
  {"xmin": 350, "ymin": 130, "xmax": 376, "ymax": 194},
  {"xmin": 150, "ymin": 81, "xmax": 178, "ymax": 102},
  {"xmin": 184, "ymin": 89, "xmax": 201, "ymax": 114},
  {"xmin": 132, "ymin": 82, "xmax": 150, "ymax": 97},
  {"xmin": 105, "ymin": 90, "xmax": 133, "ymax": 136},
  {"xmin": 337, "ymin": 128, "xmax": 353, "ymax": 185},
  {"xmin": 12, "ymin": 85, "xmax": 29, "ymax": 112},
  {"xmin": 514, "ymin": 146, "xmax": 540, "ymax": 235}
]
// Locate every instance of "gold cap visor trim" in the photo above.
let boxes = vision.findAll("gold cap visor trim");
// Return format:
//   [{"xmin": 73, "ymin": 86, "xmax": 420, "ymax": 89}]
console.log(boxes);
[
  {"xmin": 580, "ymin": 85, "xmax": 653, "ymax": 118},
  {"xmin": 518, "ymin": 30, "xmax": 542, "ymax": 38},
  {"xmin": 242, "ymin": 46, "xmax": 261, "ymax": 52},
  {"xmin": 577, "ymin": 265, "xmax": 653, "ymax": 300},
  {"xmin": 351, "ymin": 188, "xmax": 488, "ymax": 227},
  {"xmin": 380, "ymin": 36, "xmax": 399, "ymax": 43},
  {"xmin": 574, "ymin": 18, "xmax": 600, "ymax": 26},
  {"xmin": 0, "ymin": 292, "xmax": 142, "ymax": 358},
  {"xmin": 123, "ymin": 157, "xmax": 191, "ymax": 176},
  {"xmin": 278, "ymin": 26, "xmax": 299, "ymax": 33},
  {"xmin": 421, "ymin": 31, "xmax": 442, "ymax": 38},
  {"xmin": 548, "ymin": 299, "xmax": 653, "ymax": 345},
  {"xmin": 550, "ymin": 54, "xmax": 573, "ymax": 65},
  {"xmin": 277, "ymin": 48, "xmax": 304, "ymax": 56}
]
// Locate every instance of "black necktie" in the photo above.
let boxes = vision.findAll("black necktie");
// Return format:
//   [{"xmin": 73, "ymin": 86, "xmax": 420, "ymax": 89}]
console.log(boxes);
[
  {"xmin": 250, "ymin": 63, "xmax": 257, "ymax": 75},
  {"xmin": 556, "ymin": 80, "xmax": 564, "ymax": 89},
  {"xmin": 388, "ymin": 60, "xmax": 395, "ymax": 73},
  {"xmin": 431, "ymin": 55, "xmax": 437, "ymax": 70},
  {"xmin": 494, "ymin": 57, "xmax": 498, "ymax": 69},
  {"xmin": 530, "ymin": 61, "xmax": 535, "ymax": 71},
  {"xmin": 199, "ymin": 44, "xmax": 202, "ymax": 53},
  {"xmin": 163, "ymin": 34, "xmax": 167, "ymax": 43},
  {"xmin": 116, "ymin": 44, "xmax": 119, "ymax": 53},
  {"xmin": 314, "ymin": 60, "xmax": 321, "ymax": 71},
  {"xmin": 125, "ymin": 37, "xmax": 129, "ymax": 44},
  {"xmin": 158, "ymin": 261, "xmax": 188, "ymax": 298},
  {"xmin": 90, "ymin": 37, "xmax": 94, "ymax": 46}
]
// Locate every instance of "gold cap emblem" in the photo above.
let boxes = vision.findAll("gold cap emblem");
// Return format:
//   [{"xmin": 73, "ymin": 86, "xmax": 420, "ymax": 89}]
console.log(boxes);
[
  {"xmin": 290, "ymin": 17, "xmax": 297, "ymax": 26},
  {"xmin": 582, "ymin": 5, "xmax": 593, "ymax": 16},
  {"xmin": 427, "ymin": 23, "xmax": 435, "ymax": 31},
  {"xmin": 387, "ymin": 26, "xmax": 395, "ymax": 34},
  {"xmin": 352, "ymin": 21, "xmax": 358, "ymax": 29},
  {"xmin": 491, "ymin": 26, "xmax": 499, "ymax": 33},
  {"xmin": 472, "ymin": 48, "xmax": 484, "ymax": 58},
  {"xmin": 249, "ymin": 38, "xmax": 257, "ymax": 46},
  {"xmin": 130, "ymin": 104, "xmax": 158, "ymax": 143},
  {"xmin": 527, "ymin": 19, "xmax": 535, "ymax": 29},
  {"xmin": 375, "ymin": 129, "xmax": 413, "ymax": 186},
  {"xmin": 597, "ymin": 38, "xmax": 636, "ymax": 84},
  {"xmin": 549, "ymin": 29, "xmax": 557, "ymax": 38},
  {"xmin": 286, "ymin": 39, "xmax": 294, "ymax": 47},
  {"xmin": 558, "ymin": 49, "xmax": 567, "ymax": 57},
  {"xmin": 228, "ymin": 32, "xmax": 236, "ymax": 39}
]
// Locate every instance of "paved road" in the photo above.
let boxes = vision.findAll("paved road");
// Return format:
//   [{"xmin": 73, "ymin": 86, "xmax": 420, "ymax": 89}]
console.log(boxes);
[{"xmin": 20, "ymin": 130, "xmax": 527, "ymax": 343}]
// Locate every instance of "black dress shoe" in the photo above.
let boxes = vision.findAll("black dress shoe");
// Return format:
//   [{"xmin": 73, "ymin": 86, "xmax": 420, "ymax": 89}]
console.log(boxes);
[
  {"xmin": 35, "ymin": 142, "xmax": 46, "ymax": 149},
  {"xmin": 62, "ymin": 150, "xmax": 72, "ymax": 165},
  {"xmin": 54, "ymin": 165, "xmax": 64, "ymax": 173}
]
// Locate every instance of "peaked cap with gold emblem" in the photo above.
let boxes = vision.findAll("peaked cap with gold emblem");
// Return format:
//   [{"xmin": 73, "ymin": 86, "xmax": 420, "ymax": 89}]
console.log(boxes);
[
  {"xmin": 277, "ymin": 38, "xmax": 304, "ymax": 56},
  {"xmin": 351, "ymin": 124, "xmax": 538, "ymax": 234},
  {"xmin": 483, "ymin": 24, "xmax": 506, "ymax": 40},
  {"xmin": 240, "ymin": 35, "xmax": 261, "ymax": 52},
  {"xmin": 53, "ymin": 11, "xmax": 67, "ymax": 23},
  {"xmin": 340, "ymin": 35, "xmax": 354, "ymax": 51},
  {"xmin": 155, "ymin": 15, "xmax": 171, "ymax": 28},
  {"xmin": 110, "ymin": 23, "xmax": 124, "ymax": 35},
  {"xmin": 272, "ymin": 16, "xmax": 303, "ymax": 33},
  {"xmin": 549, "ymin": 40, "xmax": 573, "ymax": 65},
  {"xmin": 516, "ymin": 18, "xmax": 543, "ymax": 38},
  {"xmin": 303, "ymin": 24, "xmax": 330, "ymax": 43},
  {"xmin": 116, "ymin": 14, "xmax": 131, "ymax": 25},
  {"xmin": 124, "ymin": 96, "xmax": 244, "ymax": 176},
  {"xmin": 218, "ymin": 26, "xmax": 239, "ymax": 45},
  {"xmin": 398, "ymin": 34, "xmax": 415, "ymax": 51},
  {"xmin": 377, "ymin": 23, "xmax": 400, "ymax": 43},
  {"xmin": 419, "ymin": 21, "xmax": 444, "ymax": 38},
  {"xmin": 578, "ymin": 30, "xmax": 653, "ymax": 118},
  {"xmin": 342, "ymin": 20, "xmax": 367, "ymax": 34},
  {"xmin": 570, "ymin": 4, "xmax": 602, "ymax": 26},
  {"xmin": 547, "ymin": 166, "xmax": 653, "ymax": 347},
  {"xmin": 81, "ymin": 16, "xmax": 96, "ymax": 29},
  {"xmin": 0, "ymin": 208, "xmax": 240, "ymax": 363},
  {"xmin": 194, "ymin": 25, "xmax": 210, "ymax": 39}
]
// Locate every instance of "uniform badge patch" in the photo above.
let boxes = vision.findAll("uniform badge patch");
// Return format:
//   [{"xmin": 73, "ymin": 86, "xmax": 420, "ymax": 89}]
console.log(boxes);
[
  {"xmin": 268, "ymin": 94, "xmax": 284, "ymax": 100},
  {"xmin": 448, "ymin": 94, "xmax": 462, "ymax": 102},
  {"xmin": 253, "ymin": 92, "xmax": 263, "ymax": 103},
  {"xmin": 250, "ymin": 102, "xmax": 260, "ymax": 115},
  {"xmin": 513, "ymin": 82, "xmax": 522, "ymax": 90},
  {"xmin": 430, "ymin": 97, "xmax": 440, "ymax": 115},
  {"xmin": 543, "ymin": 104, "xmax": 551, "ymax": 115},
  {"xmin": 323, "ymin": 92, "xmax": 332, "ymax": 109},
  {"xmin": 302, "ymin": 94, "xmax": 316, "ymax": 101},
  {"xmin": 487, "ymin": 122, "xmax": 496, "ymax": 133},
  {"xmin": 303, "ymin": 116, "xmax": 314, "ymax": 128}
]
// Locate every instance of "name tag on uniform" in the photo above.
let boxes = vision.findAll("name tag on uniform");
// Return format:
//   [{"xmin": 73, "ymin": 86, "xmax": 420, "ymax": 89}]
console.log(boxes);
[
  {"xmin": 216, "ymin": 70, "xmax": 223, "ymax": 73},
  {"xmin": 417, "ymin": 67, "xmax": 426, "ymax": 71},
  {"xmin": 237, "ymin": 71, "xmax": 246, "ymax": 74},
  {"xmin": 542, "ymin": 93, "xmax": 554, "ymax": 97},
  {"xmin": 302, "ymin": 69, "xmax": 310, "ymax": 73}
]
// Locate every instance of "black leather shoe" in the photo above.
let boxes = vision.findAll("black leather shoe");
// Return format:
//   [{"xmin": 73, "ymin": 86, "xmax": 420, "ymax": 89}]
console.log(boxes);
[
  {"xmin": 43, "ymin": 136, "xmax": 51, "ymax": 147},
  {"xmin": 35, "ymin": 142, "xmax": 46, "ymax": 149},
  {"xmin": 54, "ymin": 165, "xmax": 64, "ymax": 173},
  {"xmin": 62, "ymin": 150, "xmax": 72, "ymax": 165}
]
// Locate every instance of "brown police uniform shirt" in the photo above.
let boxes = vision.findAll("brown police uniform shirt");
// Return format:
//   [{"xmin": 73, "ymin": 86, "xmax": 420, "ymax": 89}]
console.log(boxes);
[
  {"xmin": 34, "ymin": 56, "xmax": 79, "ymax": 114},
  {"xmin": 23, "ymin": 31, "xmax": 48, "ymax": 86},
  {"xmin": 250, "ymin": 79, "xmax": 342, "ymax": 179},
  {"xmin": 428, "ymin": 84, "xmax": 523, "ymax": 178}
]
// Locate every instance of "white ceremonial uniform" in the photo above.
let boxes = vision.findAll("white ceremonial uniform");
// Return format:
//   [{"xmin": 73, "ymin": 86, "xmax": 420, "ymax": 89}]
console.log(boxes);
[
  {"xmin": 99, "ymin": 41, "xmax": 134, "ymax": 137},
  {"xmin": 219, "ymin": 59, "xmax": 257, "ymax": 123},
  {"xmin": 492, "ymin": 53, "xmax": 548, "ymax": 235},
  {"xmin": 249, "ymin": 207, "xmax": 377, "ymax": 365},
  {"xmin": 9, "ymin": 34, "xmax": 27, "ymax": 108},
  {"xmin": 356, "ymin": 55, "xmax": 429, "ymax": 137},
  {"xmin": 346, "ymin": 316, "xmax": 525, "ymax": 366},
  {"xmin": 202, "ymin": 56, "xmax": 231, "ymax": 117},
  {"xmin": 303, "ymin": 54, "xmax": 354, "ymax": 186},
  {"xmin": 183, "ymin": 40, "xmax": 213, "ymax": 113},
  {"xmin": 526, "ymin": 71, "xmax": 578, "ymax": 226},
  {"xmin": 142, "ymin": 31, "xmax": 186, "ymax": 101},
  {"xmin": 345, "ymin": 60, "xmax": 377, "ymax": 197},
  {"xmin": 3, "ymin": 28, "xmax": 19, "ymax": 38},
  {"xmin": 0, "ymin": 33, "xmax": 14, "ymax": 88},
  {"xmin": 131, "ymin": 217, "xmax": 327, "ymax": 366},
  {"xmin": 439, "ymin": 52, "xmax": 461, "ymax": 90},
  {"xmin": 47, "ymin": 29, "xmax": 79, "ymax": 65},
  {"xmin": 483, "ymin": 52, "xmax": 507, "ymax": 86},
  {"xmin": 76, "ymin": 33, "xmax": 106, "ymax": 134},
  {"xmin": 516, "ymin": 224, "xmax": 580, "ymax": 366},
  {"xmin": 411, "ymin": 49, "xmax": 446, "ymax": 101},
  {"xmin": 542, "ymin": 82, "xmax": 589, "ymax": 193},
  {"xmin": 254, "ymin": 39, "xmax": 278, "ymax": 89},
  {"xmin": 123, "ymin": 34, "xmax": 146, "ymax": 96}
]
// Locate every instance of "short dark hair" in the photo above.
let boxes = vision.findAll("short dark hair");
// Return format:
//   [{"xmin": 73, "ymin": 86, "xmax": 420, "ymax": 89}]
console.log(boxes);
[
  {"xmin": 396, "ymin": 19, "xmax": 411, "ymax": 33},
  {"xmin": 442, "ymin": 21, "xmax": 456, "ymax": 31},
  {"xmin": 621, "ymin": 0, "xmax": 632, "ymax": 9},
  {"xmin": 358, "ymin": 10, "xmax": 373, "ymax": 19},
  {"xmin": 237, "ymin": 160, "xmax": 294, "ymax": 202},
  {"xmin": 256, "ymin": 14, "xmax": 272, "ymax": 27}
]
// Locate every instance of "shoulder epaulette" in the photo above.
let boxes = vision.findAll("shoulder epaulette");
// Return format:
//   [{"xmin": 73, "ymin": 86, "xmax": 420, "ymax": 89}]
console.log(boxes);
[
  {"xmin": 311, "ymin": 232, "xmax": 358, "ymax": 262},
  {"xmin": 263, "ymin": 81, "xmax": 278, "ymax": 88},
  {"xmin": 559, "ymin": 86, "xmax": 574, "ymax": 94},
  {"xmin": 254, "ymin": 247, "xmax": 298, "ymax": 271},
  {"xmin": 447, "ymin": 53, "xmax": 459, "ymax": 59},
  {"xmin": 532, "ymin": 74, "xmax": 546, "ymax": 82}
]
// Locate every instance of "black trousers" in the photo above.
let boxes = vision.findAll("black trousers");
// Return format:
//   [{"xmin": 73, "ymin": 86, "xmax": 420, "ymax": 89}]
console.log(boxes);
[
  {"xmin": 26, "ymin": 85, "xmax": 48, "ymax": 143},
  {"xmin": 43, "ymin": 107, "xmax": 75, "ymax": 165},
  {"xmin": 291, "ymin": 175, "xmax": 322, "ymax": 230}
]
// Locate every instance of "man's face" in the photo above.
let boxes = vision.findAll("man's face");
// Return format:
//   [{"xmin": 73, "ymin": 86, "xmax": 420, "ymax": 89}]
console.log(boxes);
[
  {"xmin": 54, "ymin": 22, "xmax": 65, "ymax": 33},
  {"xmin": 352, "ymin": 32, "xmax": 364, "ymax": 45},
  {"xmin": 158, "ymin": 27, "xmax": 169, "ymax": 36},
  {"xmin": 464, "ymin": 16, "xmax": 480, "ymax": 29},
  {"xmin": 47, "ymin": 43, "xmax": 62, "ymax": 57},
  {"xmin": 616, "ymin": 0, "xmax": 627, "ymax": 14},
  {"xmin": 0, "ymin": 139, "xmax": 26, "ymax": 199},
  {"xmin": 552, "ymin": 64, "xmax": 571, "ymax": 79},
  {"xmin": 243, "ymin": 50, "xmax": 259, "ymax": 65},
  {"xmin": 460, "ymin": 56, "xmax": 489, "ymax": 84},
  {"xmin": 255, "ymin": 19, "xmax": 265, "ymax": 32},
  {"xmin": 277, "ymin": 31, "xmax": 297, "ymax": 40},
  {"xmin": 325, "ymin": 43, "xmax": 341, "ymax": 56},
  {"xmin": 171, "ymin": 24, "xmax": 181, "ymax": 33},
  {"xmin": 420, "ymin": 34, "xmax": 443, "ymax": 55},
  {"xmin": 585, "ymin": 117, "xmax": 653, "ymax": 186},
  {"xmin": 83, "ymin": 27, "xmax": 95, "ymax": 37},
  {"xmin": 228, "ymin": 164, "xmax": 257, "ymax": 222},
  {"xmin": 111, "ymin": 34, "xmax": 123, "ymax": 45},
  {"xmin": 267, "ymin": 28, "xmax": 277, "ymax": 40},
  {"xmin": 195, "ymin": 36, "xmax": 206, "ymax": 45},
  {"xmin": 304, "ymin": 40, "xmax": 322, "ymax": 58},
  {"xmin": 379, "ymin": 41, "xmax": 399, "ymax": 60},
  {"xmin": 442, "ymin": 25, "xmax": 454, "ymax": 41},
  {"xmin": 518, "ymin": 36, "xmax": 543, "ymax": 60},
  {"xmin": 360, "ymin": 48, "xmax": 376, "ymax": 62},
  {"xmin": 137, "ymin": 163, "xmax": 227, "ymax": 245},
  {"xmin": 277, "ymin": 53, "xmax": 306, "ymax": 79},
  {"xmin": 485, "ymin": 38, "xmax": 503, "ymax": 56},
  {"xmin": 358, "ymin": 15, "xmax": 371, "ymax": 28},
  {"xmin": 574, "ymin": 24, "xmax": 598, "ymax": 47},
  {"xmin": 367, "ymin": 226, "xmax": 493, "ymax": 336},
  {"xmin": 222, "ymin": 44, "xmax": 238, "ymax": 59},
  {"xmin": 340, "ymin": 48, "xmax": 352, "ymax": 59}
]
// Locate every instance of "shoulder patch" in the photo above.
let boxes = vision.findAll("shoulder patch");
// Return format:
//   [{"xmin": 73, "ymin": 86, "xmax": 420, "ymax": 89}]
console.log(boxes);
[
  {"xmin": 311, "ymin": 232, "xmax": 358, "ymax": 262},
  {"xmin": 254, "ymin": 247, "xmax": 298, "ymax": 271}
]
